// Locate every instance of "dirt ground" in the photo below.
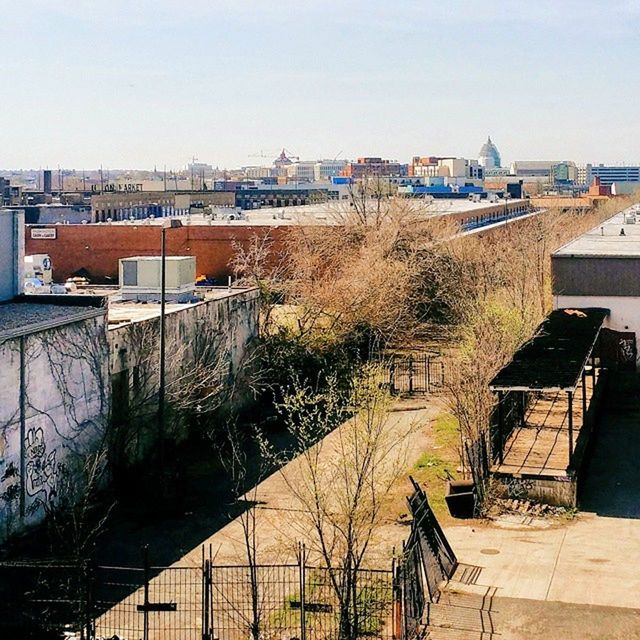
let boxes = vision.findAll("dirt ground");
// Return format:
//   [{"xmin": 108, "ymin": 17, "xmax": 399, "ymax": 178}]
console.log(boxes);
[{"xmin": 94, "ymin": 374, "xmax": 640, "ymax": 638}]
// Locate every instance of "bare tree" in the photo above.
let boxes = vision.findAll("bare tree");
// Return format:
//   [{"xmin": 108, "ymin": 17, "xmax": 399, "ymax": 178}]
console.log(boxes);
[
  {"xmin": 109, "ymin": 313, "xmax": 232, "ymax": 473},
  {"xmin": 218, "ymin": 422, "xmax": 274, "ymax": 640},
  {"xmin": 441, "ymin": 196, "xmax": 640, "ymax": 507},
  {"xmin": 45, "ymin": 447, "xmax": 114, "ymax": 559},
  {"xmin": 269, "ymin": 365, "xmax": 414, "ymax": 640}
]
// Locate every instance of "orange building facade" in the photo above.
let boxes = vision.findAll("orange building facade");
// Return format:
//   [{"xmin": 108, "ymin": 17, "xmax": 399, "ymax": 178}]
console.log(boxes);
[{"xmin": 25, "ymin": 223, "xmax": 290, "ymax": 284}]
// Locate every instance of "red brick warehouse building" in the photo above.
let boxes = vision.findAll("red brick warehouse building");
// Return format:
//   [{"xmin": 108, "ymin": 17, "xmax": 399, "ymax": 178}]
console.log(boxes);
[
  {"xmin": 25, "ymin": 199, "xmax": 532, "ymax": 285},
  {"xmin": 25, "ymin": 222, "xmax": 291, "ymax": 284}
]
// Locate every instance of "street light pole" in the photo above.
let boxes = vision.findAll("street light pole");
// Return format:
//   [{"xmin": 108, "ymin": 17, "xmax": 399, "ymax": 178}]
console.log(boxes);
[
  {"xmin": 158, "ymin": 224, "xmax": 167, "ymax": 476},
  {"xmin": 157, "ymin": 218, "xmax": 183, "ymax": 497}
]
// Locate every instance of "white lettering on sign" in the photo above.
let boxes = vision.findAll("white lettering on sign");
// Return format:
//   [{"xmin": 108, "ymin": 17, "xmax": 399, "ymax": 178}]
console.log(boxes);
[
  {"xmin": 91, "ymin": 183, "xmax": 143, "ymax": 193},
  {"xmin": 30, "ymin": 228, "xmax": 57, "ymax": 240}
]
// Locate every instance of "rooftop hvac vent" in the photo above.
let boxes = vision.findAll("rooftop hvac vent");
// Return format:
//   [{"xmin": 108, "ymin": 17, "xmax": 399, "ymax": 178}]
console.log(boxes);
[{"xmin": 119, "ymin": 256, "xmax": 196, "ymax": 303}]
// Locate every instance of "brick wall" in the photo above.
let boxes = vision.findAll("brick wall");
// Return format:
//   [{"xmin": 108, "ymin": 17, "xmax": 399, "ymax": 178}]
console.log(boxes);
[{"xmin": 25, "ymin": 223, "xmax": 290, "ymax": 284}]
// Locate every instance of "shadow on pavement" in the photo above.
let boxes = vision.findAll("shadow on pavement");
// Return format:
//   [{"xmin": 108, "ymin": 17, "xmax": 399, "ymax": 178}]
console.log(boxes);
[
  {"xmin": 92, "ymin": 426, "xmax": 295, "ymax": 567},
  {"xmin": 580, "ymin": 372, "xmax": 640, "ymax": 519}
]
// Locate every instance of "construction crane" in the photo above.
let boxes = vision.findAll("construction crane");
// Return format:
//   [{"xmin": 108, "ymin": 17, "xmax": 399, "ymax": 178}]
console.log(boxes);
[
  {"xmin": 282, "ymin": 148, "xmax": 300, "ymax": 161},
  {"xmin": 249, "ymin": 149, "xmax": 300, "ymax": 162},
  {"xmin": 248, "ymin": 150, "xmax": 279, "ymax": 159}
]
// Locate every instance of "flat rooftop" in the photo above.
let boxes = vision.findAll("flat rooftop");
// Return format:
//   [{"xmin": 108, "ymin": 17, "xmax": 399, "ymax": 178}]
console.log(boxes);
[
  {"xmin": 554, "ymin": 207, "xmax": 640, "ymax": 258},
  {"xmin": 490, "ymin": 308, "xmax": 608, "ymax": 392},
  {"xmin": 79, "ymin": 199, "xmax": 528, "ymax": 229},
  {"xmin": 0, "ymin": 301, "xmax": 105, "ymax": 340},
  {"xmin": 106, "ymin": 287, "xmax": 253, "ymax": 328}
]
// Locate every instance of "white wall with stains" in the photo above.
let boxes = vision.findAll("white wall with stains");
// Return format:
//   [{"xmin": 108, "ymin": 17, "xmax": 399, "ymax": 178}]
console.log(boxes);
[{"xmin": 0, "ymin": 313, "xmax": 109, "ymax": 541}]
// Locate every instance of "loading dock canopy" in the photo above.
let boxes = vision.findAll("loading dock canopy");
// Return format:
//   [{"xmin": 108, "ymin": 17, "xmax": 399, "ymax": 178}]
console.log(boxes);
[{"xmin": 490, "ymin": 308, "xmax": 609, "ymax": 392}]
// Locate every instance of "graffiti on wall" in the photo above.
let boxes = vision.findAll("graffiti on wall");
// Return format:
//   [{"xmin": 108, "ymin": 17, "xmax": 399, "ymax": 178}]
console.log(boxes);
[
  {"xmin": 619, "ymin": 338, "xmax": 636, "ymax": 363},
  {"xmin": 25, "ymin": 427, "xmax": 58, "ymax": 514}
]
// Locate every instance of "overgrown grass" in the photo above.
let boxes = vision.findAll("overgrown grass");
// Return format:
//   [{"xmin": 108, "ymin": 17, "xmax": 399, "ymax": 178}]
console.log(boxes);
[
  {"xmin": 432, "ymin": 412, "xmax": 459, "ymax": 451},
  {"xmin": 411, "ymin": 412, "xmax": 460, "ymax": 519},
  {"xmin": 270, "ymin": 571, "xmax": 391, "ymax": 636}
]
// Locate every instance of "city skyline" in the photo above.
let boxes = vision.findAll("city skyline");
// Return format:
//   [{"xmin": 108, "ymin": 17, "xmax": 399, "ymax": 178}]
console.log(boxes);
[{"xmin": 2, "ymin": 0, "xmax": 640, "ymax": 168}]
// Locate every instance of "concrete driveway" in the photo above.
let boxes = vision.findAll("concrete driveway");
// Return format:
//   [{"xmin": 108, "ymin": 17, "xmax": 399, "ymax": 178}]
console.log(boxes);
[
  {"xmin": 485, "ymin": 379, "xmax": 640, "ymax": 639},
  {"xmin": 446, "ymin": 513, "xmax": 640, "ymax": 609}
]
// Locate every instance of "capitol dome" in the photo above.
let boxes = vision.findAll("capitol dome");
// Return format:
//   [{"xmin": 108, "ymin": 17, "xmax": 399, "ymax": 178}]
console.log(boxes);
[
  {"xmin": 478, "ymin": 136, "xmax": 501, "ymax": 169},
  {"xmin": 274, "ymin": 149, "xmax": 293, "ymax": 166}
]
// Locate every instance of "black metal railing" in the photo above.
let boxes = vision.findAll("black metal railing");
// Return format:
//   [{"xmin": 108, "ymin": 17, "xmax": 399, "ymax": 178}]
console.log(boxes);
[
  {"xmin": 395, "ymin": 479, "xmax": 458, "ymax": 639},
  {"xmin": 0, "ymin": 559, "xmax": 93, "ymax": 639},
  {"xmin": 208, "ymin": 559, "xmax": 394, "ymax": 640},
  {"xmin": 490, "ymin": 390, "xmax": 524, "ymax": 465},
  {"xmin": 0, "ymin": 550, "xmax": 395, "ymax": 640},
  {"xmin": 380, "ymin": 353, "xmax": 447, "ymax": 395}
]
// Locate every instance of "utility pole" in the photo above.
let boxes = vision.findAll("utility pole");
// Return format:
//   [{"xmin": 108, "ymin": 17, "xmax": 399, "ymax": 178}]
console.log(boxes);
[{"xmin": 158, "ymin": 223, "xmax": 168, "ymax": 479}]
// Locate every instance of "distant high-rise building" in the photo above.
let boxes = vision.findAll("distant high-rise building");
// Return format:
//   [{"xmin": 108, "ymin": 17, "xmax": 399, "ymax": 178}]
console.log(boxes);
[
  {"xmin": 478, "ymin": 136, "xmax": 502, "ymax": 169},
  {"xmin": 576, "ymin": 164, "xmax": 591, "ymax": 187},
  {"xmin": 43, "ymin": 169, "xmax": 52, "ymax": 194},
  {"xmin": 317, "ymin": 159, "xmax": 347, "ymax": 179},
  {"xmin": 342, "ymin": 157, "xmax": 402, "ymax": 179},
  {"xmin": 409, "ymin": 156, "xmax": 483, "ymax": 180},
  {"xmin": 588, "ymin": 164, "xmax": 640, "ymax": 187}
]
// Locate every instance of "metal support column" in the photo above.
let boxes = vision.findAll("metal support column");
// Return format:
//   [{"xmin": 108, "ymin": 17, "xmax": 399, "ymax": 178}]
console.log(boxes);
[
  {"xmin": 582, "ymin": 371, "xmax": 588, "ymax": 428},
  {"xmin": 158, "ymin": 226, "xmax": 167, "ymax": 482},
  {"xmin": 408, "ymin": 354, "xmax": 414, "ymax": 394},
  {"xmin": 497, "ymin": 391, "xmax": 504, "ymax": 464},
  {"xmin": 567, "ymin": 391, "xmax": 574, "ymax": 464},
  {"xmin": 19, "ymin": 335, "xmax": 26, "ymax": 519}
]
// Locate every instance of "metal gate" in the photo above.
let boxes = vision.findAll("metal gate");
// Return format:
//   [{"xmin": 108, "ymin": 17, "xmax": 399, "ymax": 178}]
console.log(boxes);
[
  {"xmin": 0, "ymin": 559, "xmax": 93, "ymax": 639},
  {"xmin": 381, "ymin": 353, "xmax": 447, "ymax": 395},
  {"xmin": 207, "ymin": 561, "xmax": 394, "ymax": 640},
  {"xmin": 0, "ymin": 551, "xmax": 394, "ymax": 640},
  {"xmin": 94, "ymin": 548, "xmax": 204, "ymax": 640}
]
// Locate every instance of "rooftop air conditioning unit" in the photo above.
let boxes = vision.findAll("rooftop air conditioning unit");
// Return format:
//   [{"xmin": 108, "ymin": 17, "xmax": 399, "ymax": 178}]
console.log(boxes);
[
  {"xmin": 119, "ymin": 256, "xmax": 196, "ymax": 303},
  {"xmin": 24, "ymin": 254, "xmax": 53, "ymax": 284}
]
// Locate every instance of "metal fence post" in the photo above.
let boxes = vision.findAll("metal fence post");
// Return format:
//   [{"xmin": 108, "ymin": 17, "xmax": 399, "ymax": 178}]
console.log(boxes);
[
  {"xmin": 408, "ymin": 354, "xmax": 414, "ymax": 394},
  {"xmin": 352, "ymin": 566, "xmax": 358, "ymax": 639},
  {"xmin": 568, "ymin": 391, "xmax": 574, "ymax": 463},
  {"xmin": 391, "ymin": 553, "xmax": 398, "ymax": 640},
  {"xmin": 426, "ymin": 356, "xmax": 431, "ymax": 394},
  {"xmin": 497, "ymin": 392, "xmax": 504, "ymax": 464},
  {"xmin": 298, "ymin": 543, "xmax": 307, "ymax": 640},
  {"xmin": 142, "ymin": 545, "xmax": 150, "ymax": 640},
  {"xmin": 203, "ymin": 546, "xmax": 211, "ymax": 640},
  {"xmin": 390, "ymin": 361, "xmax": 396, "ymax": 395},
  {"xmin": 83, "ymin": 558, "xmax": 96, "ymax": 640},
  {"xmin": 209, "ymin": 545, "xmax": 215, "ymax": 640}
]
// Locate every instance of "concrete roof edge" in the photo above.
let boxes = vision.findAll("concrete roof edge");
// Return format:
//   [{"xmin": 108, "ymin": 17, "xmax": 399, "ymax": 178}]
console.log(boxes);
[{"xmin": 0, "ymin": 306, "xmax": 106, "ymax": 341}]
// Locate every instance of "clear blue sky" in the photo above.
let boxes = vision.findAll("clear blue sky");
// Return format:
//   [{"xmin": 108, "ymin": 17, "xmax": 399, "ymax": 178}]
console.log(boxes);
[{"xmin": 2, "ymin": 0, "xmax": 639, "ymax": 169}]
